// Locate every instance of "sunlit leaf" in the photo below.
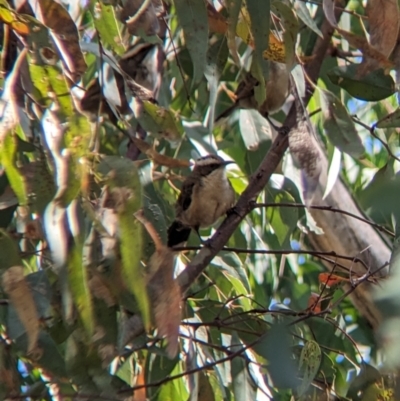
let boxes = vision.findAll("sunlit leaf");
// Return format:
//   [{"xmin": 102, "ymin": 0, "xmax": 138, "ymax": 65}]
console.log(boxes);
[
  {"xmin": 298, "ymin": 340, "xmax": 322, "ymax": 396},
  {"xmin": 0, "ymin": 134, "xmax": 27, "ymax": 206},
  {"xmin": 89, "ymin": 0, "xmax": 125, "ymax": 56},
  {"xmin": 68, "ymin": 242, "xmax": 95, "ymax": 339}
]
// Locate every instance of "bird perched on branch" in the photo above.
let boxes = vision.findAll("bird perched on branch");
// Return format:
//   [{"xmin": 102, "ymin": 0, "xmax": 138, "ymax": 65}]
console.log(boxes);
[{"xmin": 167, "ymin": 155, "xmax": 235, "ymax": 248}]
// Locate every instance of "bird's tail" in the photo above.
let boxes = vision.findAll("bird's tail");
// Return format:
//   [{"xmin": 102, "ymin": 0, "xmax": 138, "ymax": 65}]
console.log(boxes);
[{"xmin": 167, "ymin": 221, "xmax": 191, "ymax": 248}]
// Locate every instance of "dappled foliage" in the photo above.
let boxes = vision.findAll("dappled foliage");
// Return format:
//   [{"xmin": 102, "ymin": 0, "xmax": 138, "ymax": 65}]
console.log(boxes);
[{"xmin": 1, "ymin": 0, "xmax": 400, "ymax": 400}]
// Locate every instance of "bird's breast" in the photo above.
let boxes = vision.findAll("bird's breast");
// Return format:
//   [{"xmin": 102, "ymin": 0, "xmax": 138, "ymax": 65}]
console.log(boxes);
[{"xmin": 180, "ymin": 175, "xmax": 234, "ymax": 228}]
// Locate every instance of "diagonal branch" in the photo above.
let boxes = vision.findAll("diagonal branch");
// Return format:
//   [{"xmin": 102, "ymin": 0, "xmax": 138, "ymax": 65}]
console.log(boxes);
[{"xmin": 178, "ymin": 14, "xmax": 339, "ymax": 294}]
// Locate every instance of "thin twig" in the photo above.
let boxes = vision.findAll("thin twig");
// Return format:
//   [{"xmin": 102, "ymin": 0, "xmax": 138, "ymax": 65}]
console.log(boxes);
[
  {"xmin": 253, "ymin": 202, "xmax": 394, "ymax": 237},
  {"xmin": 175, "ymin": 246, "xmax": 374, "ymax": 272},
  {"xmin": 162, "ymin": 16, "xmax": 195, "ymax": 114},
  {"xmin": 353, "ymin": 116, "xmax": 400, "ymax": 163}
]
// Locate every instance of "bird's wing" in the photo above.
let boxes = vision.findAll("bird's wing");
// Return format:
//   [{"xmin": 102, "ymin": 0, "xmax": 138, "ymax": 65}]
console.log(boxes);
[{"xmin": 177, "ymin": 178, "xmax": 196, "ymax": 212}]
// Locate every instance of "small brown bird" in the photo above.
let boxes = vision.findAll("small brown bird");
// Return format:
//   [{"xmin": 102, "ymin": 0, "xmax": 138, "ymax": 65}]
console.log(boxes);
[
  {"xmin": 217, "ymin": 61, "xmax": 290, "ymax": 121},
  {"xmin": 167, "ymin": 155, "xmax": 235, "ymax": 248}
]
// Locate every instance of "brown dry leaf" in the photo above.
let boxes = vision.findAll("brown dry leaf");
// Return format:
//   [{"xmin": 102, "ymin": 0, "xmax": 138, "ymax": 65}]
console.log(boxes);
[
  {"xmin": 2, "ymin": 266, "xmax": 39, "ymax": 354},
  {"xmin": 133, "ymin": 367, "xmax": 146, "ymax": 401},
  {"xmin": 367, "ymin": 0, "xmax": 399, "ymax": 58},
  {"xmin": 361, "ymin": 0, "xmax": 400, "ymax": 73},
  {"xmin": 338, "ymin": 28, "xmax": 394, "ymax": 75},
  {"xmin": 307, "ymin": 293, "xmax": 322, "ymax": 313},
  {"xmin": 89, "ymin": 274, "xmax": 117, "ymax": 307},
  {"xmin": 322, "ymin": 0, "xmax": 394, "ymax": 75},
  {"xmin": 130, "ymin": 137, "xmax": 191, "ymax": 168},
  {"xmin": 147, "ymin": 247, "xmax": 181, "ymax": 358},
  {"xmin": 120, "ymin": 0, "xmax": 163, "ymax": 36},
  {"xmin": 28, "ymin": 0, "xmax": 87, "ymax": 81},
  {"xmin": 207, "ymin": 3, "xmax": 228, "ymax": 34}
]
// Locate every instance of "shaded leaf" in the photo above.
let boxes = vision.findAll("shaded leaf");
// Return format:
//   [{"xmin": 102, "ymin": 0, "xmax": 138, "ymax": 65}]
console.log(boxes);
[
  {"xmin": 266, "ymin": 191, "xmax": 298, "ymax": 247},
  {"xmin": 97, "ymin": 156, "xmax": 150, "ymax": 328},
  {"xmin": 197, "ymin": 372, "xmax": 216, "ymax": 401},
  {"xmin": 174, "ymin": 0, "xmax": 209, "ymax": 85},
  {"xmin": 239, "ymin": 109, "xmax": 271, "ymax": 151},
  {"xmin": 205, "ymin": 36, "xmax": 229, "ymax": 130},
  {"xmin": 135, "ymin": 100, "xmax": 184, "ymax": 141},
  {"xmin": 294, "ymin": 0, "xmax": 323, "ymax": 38},
  {"xmin": 327, "ymin": 65, "xmax": 395, "ymax": 101},
  {"xmin": 376, "ymin": 108, "xmax": 400, "ymax": 128},
  {"xmin": 3, "ymin": 266, "xmax": 39, "ymax": 354},
  {"xmin": 245, "ymin": 0, "xmax": 270, "ymax": 73},
  {"xmin": 231, "ymin": 333, "xmax": 256, "ymax": 400},
  {"xmin": 319, "ymin": 89, "xmax": 364, "ymax": 157},
  {"xmin": 258, "ymin": 324, "xmax": 300, "ymax": 388}
]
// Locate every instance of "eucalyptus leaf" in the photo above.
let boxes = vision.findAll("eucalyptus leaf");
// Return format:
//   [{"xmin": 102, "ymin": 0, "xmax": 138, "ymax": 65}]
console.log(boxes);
[
  {"xmin": 174, "ymin": 0, "xmax": 209, "ymax": 86},
  {"xmin": 327, "ymin": 64, "xmax": 395, "ymax": 101},
  {"xmin": 319, "ymin": 89, "xmax": 364, "ymax": 157}
]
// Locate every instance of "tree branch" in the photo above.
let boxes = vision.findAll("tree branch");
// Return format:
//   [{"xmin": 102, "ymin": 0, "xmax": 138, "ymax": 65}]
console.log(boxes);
[{"xmin": 177, "ymin": 12, "xmax": 339, "ymax": 294}]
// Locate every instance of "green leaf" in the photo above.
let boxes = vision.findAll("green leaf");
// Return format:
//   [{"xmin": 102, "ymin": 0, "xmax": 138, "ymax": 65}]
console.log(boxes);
[
  {"xmin": 145, "ymin": 351, "xmax": 179, "ymax": 400},
  {"xmin": 258, "ymin": 324, "xmax": 300, "ymax": 388},
  {"xmin": 157, "ymin": 362, "xmax": 189, "ymax": 401},
  {"xmin": 327, "ymin": 65, "xmax": 395, "ymax": 101},
  {"xmin": 266, "ymin": 191, "xmax": 298, "ymax": 248},
  {"xmin": 0, "ymin": 230, "xmax": 22, "ymax": 270},
  {"xmin": 68, "ymin": 242, "xmax": 95, "ymax": 338},
  {"xmin": 298, "ymin": 340, "xmax": 322, "ymax": 396},
  {"xmin": 319, "ymin": 88, "xmax": 364, "ymax": 157},
  {"xmin": 32, "ymin": 0, "xmax": 87, "ymax": 80},
  {"xmin": 294, "ymin": 0, "xmax": 323, "ymax": 38},
  {"xmin": 375, "ymin": 107, "xmax": 400, "ymax": 128},
  {"xmin": 174, "ymin": 0, "xmax": 209, "ymax": 85},
  {"xmin": 89, "ymin": 0, "xmax": 125, "ymax": 56},
  {"xmin": 231, "ymin": 332, "xmax": 256, "ymax": 401},
  {"xmin": 239, "ymin": 109, "xmax": 271, "ymax": 151},
  {"xmin": 271, "ymin": 0, "xmax": 299, "ymax": 66},
  {"xmin": 97, "ymin": 156, "xmax": 150, "ymax": 328},
  {"xmin": 0, "ymin": 133, "xmax": 27, "ymax": 205},
  {"xmin": 245, "ymin": 0, "xmax": 270, "ymax": 80},
  {"xmin": 137, "ymin": 101, "xmax": 184, "ymax": 142},
  {"xmin": 205, "ymin": 36, "xmax": 229, "ymax": 131}
]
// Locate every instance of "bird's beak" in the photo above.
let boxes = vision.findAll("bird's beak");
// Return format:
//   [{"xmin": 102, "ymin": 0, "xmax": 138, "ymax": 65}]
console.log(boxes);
[{"xmin": 222, "ymin": 160, "xmax": 235, "ymax": 166}]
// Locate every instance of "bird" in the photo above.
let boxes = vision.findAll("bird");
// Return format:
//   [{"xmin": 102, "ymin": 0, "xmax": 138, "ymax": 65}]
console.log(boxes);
[
  {"xmin": 216, "ymin": 61, "xmax": 290, "ymax": 122},
  {"xmin": 167, "ymin": 155, "xmax": 236, "ymax": 248}
]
